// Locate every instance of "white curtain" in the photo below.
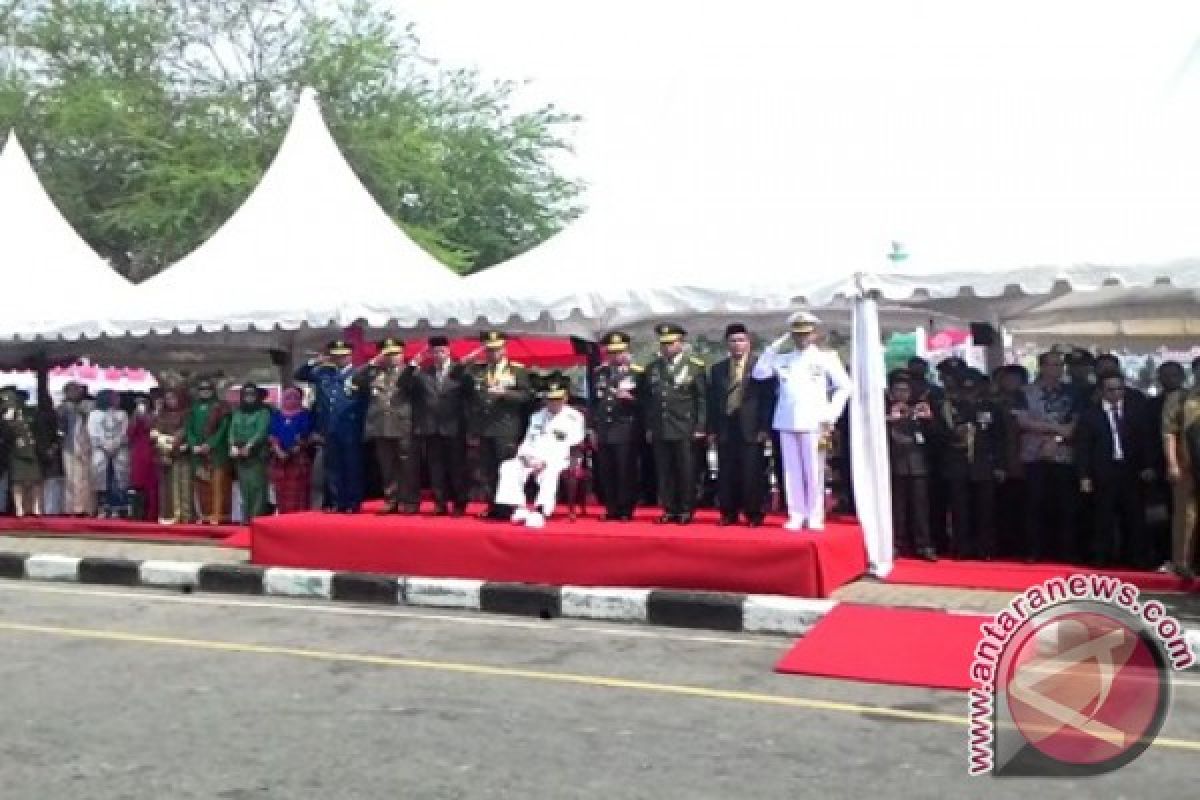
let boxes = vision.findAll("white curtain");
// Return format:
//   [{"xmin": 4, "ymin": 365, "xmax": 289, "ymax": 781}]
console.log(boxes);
[{"xmin": 850, "ymin": 291, "xmax": 894, "ymax": 576}]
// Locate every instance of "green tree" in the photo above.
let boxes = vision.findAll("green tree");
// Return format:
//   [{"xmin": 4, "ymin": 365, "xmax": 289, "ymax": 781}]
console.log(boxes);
[{"xmin": 0, "ymin": 0, "xmax": 583, "ymax": 280}]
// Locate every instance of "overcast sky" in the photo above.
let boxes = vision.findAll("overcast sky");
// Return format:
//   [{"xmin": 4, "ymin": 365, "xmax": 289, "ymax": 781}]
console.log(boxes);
[{"xmin": 385, "ymin": 1, "xmax": 1200, "ymax": 273}]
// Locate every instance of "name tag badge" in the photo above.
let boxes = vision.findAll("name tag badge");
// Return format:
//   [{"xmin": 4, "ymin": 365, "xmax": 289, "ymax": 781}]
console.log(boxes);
[{"xmin": 914, "ymin": 431, "xmax": 925, "ymax": 445}]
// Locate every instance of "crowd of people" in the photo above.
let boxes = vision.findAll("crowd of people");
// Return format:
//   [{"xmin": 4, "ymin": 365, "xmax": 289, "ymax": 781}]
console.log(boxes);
[
  {"xmin": 2, "ymin": 319, "xmax": 1197, "ymax": 582},
  {"xmin": 0, "ymin": 378, "xmax": 306, "ymax": 523},
  {"xmin": 886, "ymin": 349, "xmax": 1200, "ymax": 580}
]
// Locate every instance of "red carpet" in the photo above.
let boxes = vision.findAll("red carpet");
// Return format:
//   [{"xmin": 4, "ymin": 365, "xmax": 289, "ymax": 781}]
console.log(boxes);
[
  {"xmin": 0, "ymin": 515, "xmax": 248, "ymax": 548},
  {"xmin": 887, "ymin": 558, "xmax": 1198, "ymax": 593},
  {"xmin": 775, "ymin": 604, "xmax": 987, "ymax": 690},
  {"xmin": 251, "ymin": 505, "xmax": 867, "ymax": 597}
]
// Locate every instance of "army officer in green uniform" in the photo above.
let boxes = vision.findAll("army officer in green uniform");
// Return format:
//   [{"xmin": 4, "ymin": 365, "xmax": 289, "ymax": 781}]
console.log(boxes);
[
  {"xmin": 469, "ymin": 330, "xmax": 532, "ymax": 519},
  {"xmin": 358, "ymin": 337, "xmax": 419, "ymax": 515},
  {"xmin": 641, "ymin": 323, "xmax": 707, "ymax": 524}
]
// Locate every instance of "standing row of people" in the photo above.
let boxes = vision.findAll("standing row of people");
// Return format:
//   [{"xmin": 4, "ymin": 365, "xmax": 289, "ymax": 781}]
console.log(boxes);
[
  {"xmin": 886, "ymin": 349, "xmax": 1200, "ymax": 579},
  {"xmin": 292, "ymin": 312, "xmax": 852, "ymax": 530}
]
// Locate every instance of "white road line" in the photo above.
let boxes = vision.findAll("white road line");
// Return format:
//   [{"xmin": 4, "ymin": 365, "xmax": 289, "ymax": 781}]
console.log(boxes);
[{"xmin": 0, "ymin": 580, "xmax": 781, "ymax": 649}]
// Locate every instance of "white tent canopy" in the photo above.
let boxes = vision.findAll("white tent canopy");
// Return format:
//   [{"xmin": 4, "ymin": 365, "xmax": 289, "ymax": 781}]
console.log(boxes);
[
  {"xmin": 403, "ymin": 200, "xmax": 961, "ymax": 339},
  {"xmin": 75, "ymin": 88, "xmax": 460, "ymax": 342},
  {"xmin": 0, "ymin": 132, "xmax": 134, "ymax": 341}
]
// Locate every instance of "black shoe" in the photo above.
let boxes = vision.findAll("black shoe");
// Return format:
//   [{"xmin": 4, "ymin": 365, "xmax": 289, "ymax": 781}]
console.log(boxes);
[
  {"xmin": 600, "ymin": 511, "xmax": 621, "ymax": 522},
  {"xmin": 745, "ymin": 516, "xmax": 764, "ymax": 528},
  {"xmin": 657, "ymin": 513, "xmax": 676, "ymax": 524},
  {"xmin": 451, "ymin": 506, "xmax": 467, "ymax": 518},
  {"xmin": 918, "ymin": 548, "xmax": 939, "ymax": 562},
  {"xmin": 718, "ymin": 515, "xmax": 737, "ymax": 527},
  {"xmin": 399, "ymin": 504, "xmax": 420, "ymax": 515},
  {"xmin": 677, "ymin": 512, "xmax": 693, "ymax": 526},
  {"xmin": 434, "ymin": 505, "xmax": 449, "ymax": 517},
  {"xmin": 1175, "ymin": 564, "xmax": 1197, "ymax": 582},
  {"xmin": 376, "ymin": 502, "xmax": 400, "ymax": 516}
]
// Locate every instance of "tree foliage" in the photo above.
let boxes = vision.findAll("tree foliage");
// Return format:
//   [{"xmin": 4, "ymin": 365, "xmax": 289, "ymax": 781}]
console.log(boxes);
[{"xmin": 0, "ymin": 0, "xmax": 583, "ymax": 280}]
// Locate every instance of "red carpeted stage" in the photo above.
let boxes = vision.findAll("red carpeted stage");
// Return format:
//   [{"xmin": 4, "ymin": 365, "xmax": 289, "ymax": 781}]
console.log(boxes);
[
  {"xmin": 250, "ymin": 505, "xmax": 868, "ymax": 598},
  {"xmin": 0, "ymin": 515, "xmax": 248, "ymax": 547}
]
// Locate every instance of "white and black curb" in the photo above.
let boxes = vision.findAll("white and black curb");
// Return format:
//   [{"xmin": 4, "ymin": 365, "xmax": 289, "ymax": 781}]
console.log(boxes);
[{"xmin": 0, "ymin": 550, "xmax": 834, "ymax": 636}]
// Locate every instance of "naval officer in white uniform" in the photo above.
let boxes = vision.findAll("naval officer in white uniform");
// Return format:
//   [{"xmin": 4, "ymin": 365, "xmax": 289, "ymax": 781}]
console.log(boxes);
[
  {"xmin": 495, "ymin": 375, "xmax": 586, "ymax": 529},
  {"xmin": 752, "ymin": 311, "xmax": 852, "ymax": 530}
]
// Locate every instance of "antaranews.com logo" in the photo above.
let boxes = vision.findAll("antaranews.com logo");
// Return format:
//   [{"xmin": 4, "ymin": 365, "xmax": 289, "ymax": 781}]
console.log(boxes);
[{"xmin": 968, "ymin": 574, "xmax": 1195, "ymax": 777}]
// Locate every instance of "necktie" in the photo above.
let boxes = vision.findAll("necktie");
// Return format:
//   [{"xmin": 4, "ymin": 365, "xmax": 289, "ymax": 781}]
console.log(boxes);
[{"xmin": 727, "ymin": 357, "xmax": 745, "ymax": 414}]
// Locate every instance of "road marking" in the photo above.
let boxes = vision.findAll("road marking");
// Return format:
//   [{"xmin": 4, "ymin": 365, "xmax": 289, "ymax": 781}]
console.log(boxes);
[
  {"xmin": 0, "ymin": 580, "xmax": 778, "ymax": 648},
  {"xmin": 0, "ymin": 619, "xmax": 1197, "ymax": 753}
]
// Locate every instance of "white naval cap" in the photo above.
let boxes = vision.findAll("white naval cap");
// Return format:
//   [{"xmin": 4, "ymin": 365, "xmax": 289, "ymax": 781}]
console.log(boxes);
[{"xmin": 787, "ymin": 310, "xmax": 821, "ymax": 333}]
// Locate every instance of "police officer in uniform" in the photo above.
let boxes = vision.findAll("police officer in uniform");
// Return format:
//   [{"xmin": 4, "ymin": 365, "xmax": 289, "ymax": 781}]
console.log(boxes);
[
  {"xmin": 358, "ymin": 337, "xmax": 418, "ymax": 515},
  {"xmin": 589, "ymin": 331, "xmax": 643, "ymax": 521},
  {"xmin": 641, "ymin": 323, "xmax": 707, "ymax": 524},
  {"xmin": 467, "ymin": 330, "xmax": 532, "ymax": 519},
  {"xmin": 295, "ymin": 340, "xmax": 370, "ymax": 513}
]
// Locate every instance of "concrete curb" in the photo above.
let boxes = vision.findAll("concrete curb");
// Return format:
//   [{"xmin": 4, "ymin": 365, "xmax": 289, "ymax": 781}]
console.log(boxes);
[
  {"xmin": 0, "ymin": 550, "xmax": 832, "ymax": 636},
  {"xmin": 2, "ymin": 550, "xmax": 1196, "ymax": 659}
]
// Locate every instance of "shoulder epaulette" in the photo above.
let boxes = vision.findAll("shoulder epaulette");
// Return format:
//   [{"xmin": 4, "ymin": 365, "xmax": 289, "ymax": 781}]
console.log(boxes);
[
  {"xmin": 630, "ymin": 364, "xmax": 645, "ymax": 373},
  {"xmin": 689, "ymin": 356, "xmax": 705, "ymax": 366},
  {"xmin": 510, "ymin": 361, "xmax": 525, "ymax": 369}
]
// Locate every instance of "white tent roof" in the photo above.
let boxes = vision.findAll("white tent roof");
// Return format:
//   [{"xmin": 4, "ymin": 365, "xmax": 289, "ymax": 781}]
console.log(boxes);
[
  {"xmin": 410, "ymin": 199, "xmax": 871, "ymax": 338},
  {"xmin": 82, "ymin": 88, "xmax": 459, "ymax": 340},
  {"xmin": 0, "ymin": 132, "xmax": 134, "ymax": 341}
]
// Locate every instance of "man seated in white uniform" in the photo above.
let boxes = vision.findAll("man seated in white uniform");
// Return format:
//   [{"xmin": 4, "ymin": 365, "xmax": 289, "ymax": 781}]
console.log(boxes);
[
  {"xmin": 494, "ymin": 376, "xmax": 586, "ymax": 529},
  {"xmin": 752, "ymin": 310, "xmax": 852, "ymax": 531}
]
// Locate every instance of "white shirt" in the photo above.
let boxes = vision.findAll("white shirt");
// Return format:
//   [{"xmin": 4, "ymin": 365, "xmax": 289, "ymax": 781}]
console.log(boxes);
[
  {"xmin": 518, "ymin": 406, "xmax": 586, "ymax": 467},
  {"xmin": 1105, "ymin": 401, "xmax": 1124, "ymax": 462},
  {"xmin": 752, "ymin": 343, "xmax": 852, "ymax": 432}
]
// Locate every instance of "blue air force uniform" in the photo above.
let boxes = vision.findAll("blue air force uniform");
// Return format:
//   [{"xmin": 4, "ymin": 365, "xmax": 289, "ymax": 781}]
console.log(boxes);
[{"xmin": 295, "ymin": 340, "xmax": 369, "ymax": 512}]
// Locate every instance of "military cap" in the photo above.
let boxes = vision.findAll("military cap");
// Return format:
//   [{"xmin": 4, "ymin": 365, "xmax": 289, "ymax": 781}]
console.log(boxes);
[
  {"xmin": 655, "ymin": 323, "xmax": 686, "ymax": 344},
  {"xmin": 602, "ymin": 331, "xmax": 631, "ymax": 352},
  {"xmin": 377, "ymin": 336, "xmax": 404, "ymax": 356},
  {"xmin": 326, "ymin": 339, "xmax": 353, "ymax": 356},
  {"xmin": 724, "ymin": 323, "xmax": 749, "ymax": 338},
  {"xmin": 788, "ymin": 310, "xmax": 820, "ymax": 333},
  {"xmin": 480, "ymin": 330, "xmax": 507, "ymax": 349},
  {"xmin": 541, "ymin": 373, "xmax": 569, "ymax": 400},
  {"xmin": 428, "ymin": 335, "xmax": 450, "ymax": 348}
]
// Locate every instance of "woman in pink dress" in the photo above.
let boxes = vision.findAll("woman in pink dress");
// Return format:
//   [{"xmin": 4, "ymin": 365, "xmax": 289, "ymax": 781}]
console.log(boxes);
[{"xmin": 127, "ymin": 393, "xmax": 159, "ymax": 521}]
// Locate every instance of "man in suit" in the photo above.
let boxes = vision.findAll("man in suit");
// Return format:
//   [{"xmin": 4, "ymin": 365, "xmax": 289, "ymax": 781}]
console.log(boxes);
[
  {"xmin": 706, "ymin": 323, "xmax": 771, "ymax": 526},
  {"xmin": 1077, "ymin": 372, "xmax": 1154, "ymax": 567},
  {"xmin": 467, "ymin": 330, "xmax": 532, "ymax": 519},
  {"xmin": 406, "ymin": 335, "xmax": 471, "ymax": 515},
  {"xmin": 641, "ymin": 323, "xmax": 707, "ymax": 525},
  {"xmin": 752, "ymin": 311, "xmax": 852, "ymax": 531},
  {"xmin": 357, "ymin": 337, "xmax": 418, "ymax": 515},
  {"xmin": 589, "ymin": 331, "xmax": 643, "ymax": 521}
]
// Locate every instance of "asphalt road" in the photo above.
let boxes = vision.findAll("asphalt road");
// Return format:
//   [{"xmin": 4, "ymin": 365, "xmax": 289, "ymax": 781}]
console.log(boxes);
[{"xmin": 0, "ymin": 580, "xmax": 1195, "ymax": 799}]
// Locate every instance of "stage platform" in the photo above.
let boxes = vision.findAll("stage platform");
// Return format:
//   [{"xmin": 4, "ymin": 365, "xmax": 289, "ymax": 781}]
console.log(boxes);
[
  {"xmin": 0, "ymin": 515, "xmax": 247, "ymax": 547},
  {"xmin": 250, "ymin": 505, "xmax": 868, "ymax": 598}
]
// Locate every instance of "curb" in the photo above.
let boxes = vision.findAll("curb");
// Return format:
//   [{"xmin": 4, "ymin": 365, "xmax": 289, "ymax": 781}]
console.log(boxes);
[
  {"xmin": 3, "ymin": 548, "xmax": 1197, "ymax": 661},
  {"xmin": 0, "ymin": 550, "xmax": 834, "ymax": 636}
]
